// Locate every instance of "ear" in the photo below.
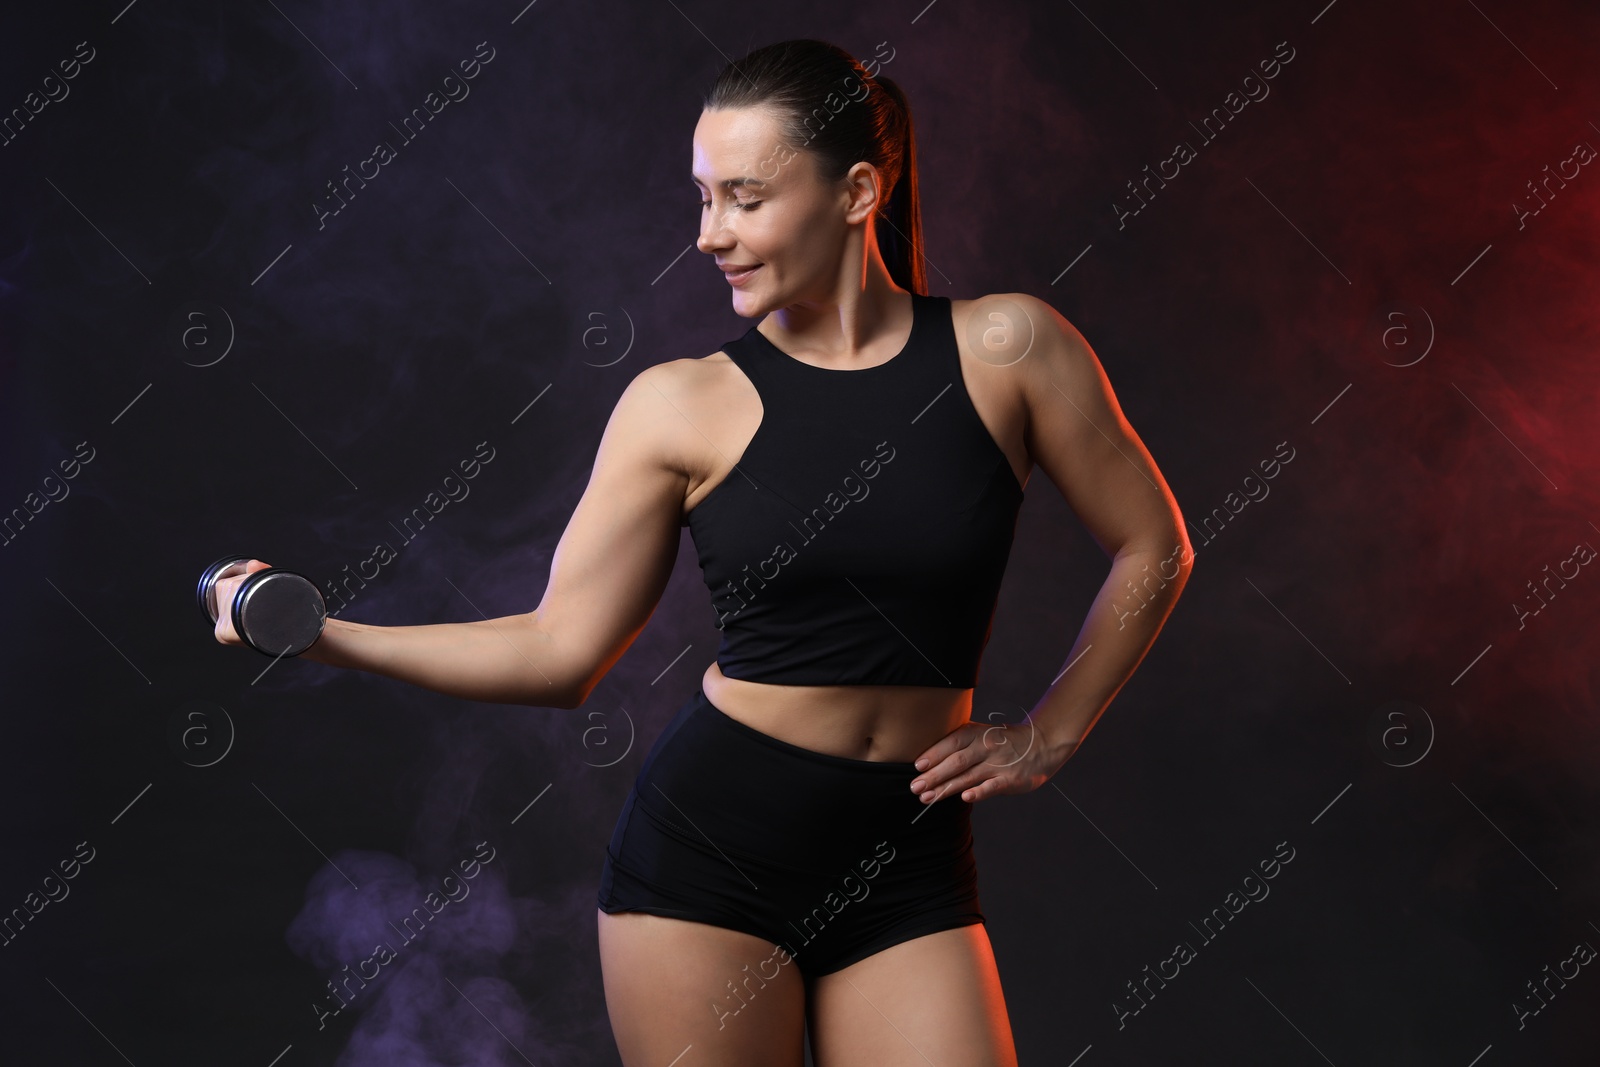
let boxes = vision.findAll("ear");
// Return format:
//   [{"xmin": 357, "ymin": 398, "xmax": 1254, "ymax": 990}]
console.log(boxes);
[{"xmin": 841, "ymin": 160, "xmax": 884, "ymax": 225}]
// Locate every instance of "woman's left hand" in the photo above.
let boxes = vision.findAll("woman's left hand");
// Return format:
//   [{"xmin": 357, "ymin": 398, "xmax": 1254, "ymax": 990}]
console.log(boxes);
[{"xmin": 909, "ymin": 718, "xmax": 1076, "ymax": 804}]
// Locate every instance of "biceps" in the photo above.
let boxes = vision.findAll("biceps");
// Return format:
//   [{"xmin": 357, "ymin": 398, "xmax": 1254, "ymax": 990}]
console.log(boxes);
[
  {"xmin": 533, "ymin": 408, "xmax": 688, "ymax": 689},
  {"xmin": 534, "ymin": 465, "xmax": 683, "ymax": 688}
]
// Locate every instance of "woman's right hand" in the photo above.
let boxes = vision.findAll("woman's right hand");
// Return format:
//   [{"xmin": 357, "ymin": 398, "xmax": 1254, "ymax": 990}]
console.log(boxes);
[{"xmin": 211, "ymin": 559, "xmax": 273, "ymax": 647}]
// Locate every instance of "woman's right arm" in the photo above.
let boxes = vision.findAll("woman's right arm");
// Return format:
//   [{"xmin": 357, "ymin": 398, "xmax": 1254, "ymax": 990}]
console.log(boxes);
[{"xmin": 223, "ymin": 362, "xmax": 696, "ymax": 709}]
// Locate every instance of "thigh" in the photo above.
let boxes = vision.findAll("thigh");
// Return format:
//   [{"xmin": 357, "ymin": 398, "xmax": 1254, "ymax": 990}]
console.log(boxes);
[
  {"xmin": 597, "ymin": 908, "xmax": 807, "ymax": 1067},
  {"xmin": 806, "ymin": 924, "xmax": 1017, "ymax": 1067}
]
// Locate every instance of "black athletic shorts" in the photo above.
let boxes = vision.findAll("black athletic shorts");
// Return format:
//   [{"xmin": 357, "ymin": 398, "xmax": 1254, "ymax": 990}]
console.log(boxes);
[{"xmin": 597, "ymin": 685, "xmax": 986, "ymax": 979}]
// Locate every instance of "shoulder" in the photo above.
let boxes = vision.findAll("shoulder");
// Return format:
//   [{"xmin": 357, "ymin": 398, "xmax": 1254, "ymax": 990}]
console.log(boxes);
[
  {"xmin": 612, "ymin": 348, "xmax": 740, "ymax": 413},
  {"xmin": 949, "ymin": 291, "xmax": 1100, "ymax": 398},
  {"xmin": 629, "ymin": 347, "xmax": 754, "ymax": 417},
  {"xmin": 950, "ymin": 291, "xmax": 1088, "ymax": 358},
  {"xmin": 603, "ymin": 349, "xmax": 750, "ymax": 473}
]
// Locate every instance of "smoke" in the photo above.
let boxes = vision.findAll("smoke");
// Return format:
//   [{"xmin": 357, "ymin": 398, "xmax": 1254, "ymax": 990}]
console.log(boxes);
[{"xmin": 285, "ymin": 846, "xmax": 548, "ymax": 1066}]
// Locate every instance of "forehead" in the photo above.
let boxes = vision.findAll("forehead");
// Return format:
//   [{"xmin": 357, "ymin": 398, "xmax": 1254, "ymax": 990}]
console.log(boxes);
[{"xmin": 691, "ymin": 106, "xmax": 792, "ymax": 184}]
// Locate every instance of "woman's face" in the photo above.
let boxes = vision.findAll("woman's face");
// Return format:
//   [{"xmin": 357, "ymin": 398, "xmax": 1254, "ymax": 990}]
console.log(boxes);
[{"xmin": 692, "ymin": 106, "xmax": 862, "ymax": 315}]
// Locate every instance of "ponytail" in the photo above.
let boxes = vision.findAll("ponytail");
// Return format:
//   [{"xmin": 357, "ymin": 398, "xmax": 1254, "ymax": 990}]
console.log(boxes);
[{"xmin": 872, "ymin": 77, "xmax": 925, "ymax": 295}]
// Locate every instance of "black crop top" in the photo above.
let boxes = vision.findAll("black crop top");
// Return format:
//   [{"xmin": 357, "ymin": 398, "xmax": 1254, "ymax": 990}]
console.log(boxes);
[{"xmin": 684, "ymin": 292, "xmax": 1025, "ymax": 688}]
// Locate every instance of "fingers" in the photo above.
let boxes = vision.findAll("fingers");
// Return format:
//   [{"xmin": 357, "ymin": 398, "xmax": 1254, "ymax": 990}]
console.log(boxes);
[
  {"xmin": 913, "ymin": 761, "xmax": 999, "ymax": 804},
  {"xmin": 912, "ymin": 722, "xmax": 1002, "ymax": 779},
  {"xmin": 212, "ymin": 561, "xmax": 272, "ymax": 645},
  {"xmin": 911, "ymin": 724, "xmax": 1036, "ymax": 804},
  {"xmin": 910, "ymin": 737, "xmax": 986, "ymax": 802},
  {"xmin": 213, "ymin": 591, "xmax": 242, "ymax": 642},
  {"xmin": 912, "ymin": 731, "xmax": 965, "ymax": 775},
  {"xmin": 954, "ymin": 776, "xmax": 1008, "ymax": 803}
]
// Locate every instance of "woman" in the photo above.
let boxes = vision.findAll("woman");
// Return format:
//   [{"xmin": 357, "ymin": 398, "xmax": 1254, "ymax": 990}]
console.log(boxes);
[{"xmin": 214, "ymin": 38, "xmax": 1191, "ymax": 1067}]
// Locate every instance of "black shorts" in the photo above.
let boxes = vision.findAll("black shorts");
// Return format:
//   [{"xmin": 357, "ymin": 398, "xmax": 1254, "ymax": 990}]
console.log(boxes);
[{"xmin": 597, "ymin": 685, "xmax": 985, "ymax": 980}]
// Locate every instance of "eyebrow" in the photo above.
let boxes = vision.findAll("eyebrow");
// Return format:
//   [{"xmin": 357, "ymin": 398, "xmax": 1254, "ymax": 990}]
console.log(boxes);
[{"xmin": 690, "ymin": 174, "xmax": 768, "ymax": 190}]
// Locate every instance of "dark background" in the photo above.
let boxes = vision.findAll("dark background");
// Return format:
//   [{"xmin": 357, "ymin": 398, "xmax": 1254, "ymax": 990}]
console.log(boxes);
[{"xmin": 3, "ymin": 0, "xmax": 1598, "ymax": 1063}]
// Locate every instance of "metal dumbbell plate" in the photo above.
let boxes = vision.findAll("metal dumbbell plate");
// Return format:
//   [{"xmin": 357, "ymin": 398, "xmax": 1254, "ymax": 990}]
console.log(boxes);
[
  {"xmin": 232, "ymin": 569, "xmax": 326, "ymax": 657},
  {"xmin": 198, "ymin": 555, "xmax": 327, "ymax": 657}
]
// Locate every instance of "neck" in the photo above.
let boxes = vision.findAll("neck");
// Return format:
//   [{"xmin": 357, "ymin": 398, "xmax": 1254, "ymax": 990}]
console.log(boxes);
[{"xmin": 766, "ymin": 250, "xmax": 910, "ymax": 362}]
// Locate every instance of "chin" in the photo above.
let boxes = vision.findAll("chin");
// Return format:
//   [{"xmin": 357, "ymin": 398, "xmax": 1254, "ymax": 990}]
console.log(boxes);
[{"xmin": 728, "ymin": 290, "xmax": 766, "ymax": 317}]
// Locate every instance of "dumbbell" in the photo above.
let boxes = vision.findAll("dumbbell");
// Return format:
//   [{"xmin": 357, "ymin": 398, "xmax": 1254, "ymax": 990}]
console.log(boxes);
[{"xmin": 197, "ymin": 554, "xmax": 327, "ymax": 657}]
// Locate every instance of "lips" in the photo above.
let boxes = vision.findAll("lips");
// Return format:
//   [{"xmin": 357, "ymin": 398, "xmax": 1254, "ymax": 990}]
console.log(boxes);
[{"xmin": 722, "ymin": 264, "xmax": 762, "ymax": 285}]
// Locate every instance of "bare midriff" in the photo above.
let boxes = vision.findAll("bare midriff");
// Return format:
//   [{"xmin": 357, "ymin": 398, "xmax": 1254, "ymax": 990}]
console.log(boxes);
[{"xmin": 700, "ymin": 660, "xmax": 974, "ymax": 763}]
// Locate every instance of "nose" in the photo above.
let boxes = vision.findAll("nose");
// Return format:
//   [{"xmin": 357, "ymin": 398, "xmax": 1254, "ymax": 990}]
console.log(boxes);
[{"xmin": 696, "ymin": 205, "xmax": 733, "ymax": 256}]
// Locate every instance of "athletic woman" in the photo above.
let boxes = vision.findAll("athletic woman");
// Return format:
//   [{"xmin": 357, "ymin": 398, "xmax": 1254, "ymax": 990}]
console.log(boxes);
[{"xmin": 213, "ymin": 38, "xmax": 1192, "ymax": 1067}]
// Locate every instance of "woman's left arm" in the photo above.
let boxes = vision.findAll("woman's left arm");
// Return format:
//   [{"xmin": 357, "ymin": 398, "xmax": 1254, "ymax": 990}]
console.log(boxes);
[{"xmin": 911, "ymin": 293, "xmax": 1194, "ymax": 804}]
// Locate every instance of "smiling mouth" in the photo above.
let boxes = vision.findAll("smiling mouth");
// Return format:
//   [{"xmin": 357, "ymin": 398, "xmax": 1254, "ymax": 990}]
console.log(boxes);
[{"xmin": 723, "ymin": 265, "xmax": 762, "ymax": 284}]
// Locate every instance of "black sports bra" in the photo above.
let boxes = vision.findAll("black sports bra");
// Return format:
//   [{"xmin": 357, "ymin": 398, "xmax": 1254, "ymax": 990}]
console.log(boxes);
[{"xmin": 684, "ymin": 292, "xmax": 1025, "ymax": 688}]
